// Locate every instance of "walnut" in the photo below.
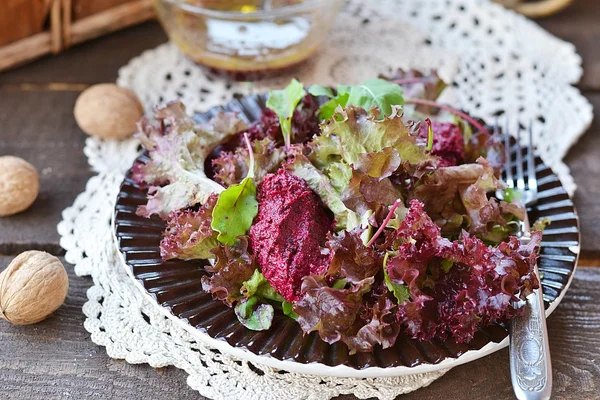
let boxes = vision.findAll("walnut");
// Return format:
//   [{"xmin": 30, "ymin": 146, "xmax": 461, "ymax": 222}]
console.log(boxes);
[
  {"xmin": 74, "ymin": 84, "xmax": 144, "ymax": 140},
  {"xmin": 0, "ymin": 251, "xmax": 69, "ymax": 325},
  {"xmin": 0, "ymin": 156, "xmax": 39, "ymax": 217}
]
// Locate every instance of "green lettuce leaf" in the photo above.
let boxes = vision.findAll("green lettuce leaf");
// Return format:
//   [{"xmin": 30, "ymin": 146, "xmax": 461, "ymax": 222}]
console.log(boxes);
[
  {"xmin": 327, "ymin": 162, "xmax": 353, "ymax": 194},
  {"xmin": 532, "ymin": 218, "xmax": 551, "ymax": 232},
  {"xmin": 354, "ymin": 147, "xmax": 401, "ymax": 180},
  {"xmin": 312, "ymin": 106, "xmax": 435, "ymax": 167},
  {"xmin": 307, "ymin": 106, "xmax": 435, "ymax": 212}
]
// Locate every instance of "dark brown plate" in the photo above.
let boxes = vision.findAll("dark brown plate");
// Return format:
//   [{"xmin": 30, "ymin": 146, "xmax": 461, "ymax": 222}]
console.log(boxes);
[{"xmin": 113, "ymin": 94, "xmax": 579, "ymax": 377}]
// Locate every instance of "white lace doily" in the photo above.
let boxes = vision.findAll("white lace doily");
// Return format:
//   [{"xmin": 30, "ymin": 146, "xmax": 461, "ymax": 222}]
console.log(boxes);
[{"xmin": 59, "ymin": 1, "xmax": 592, "ymax": 398}]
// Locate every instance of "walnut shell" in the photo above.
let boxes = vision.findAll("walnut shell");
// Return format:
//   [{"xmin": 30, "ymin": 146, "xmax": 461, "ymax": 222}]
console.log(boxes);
[
  {"xmin": 0, "ymin": 251, "xmax": 69, "ymax": 325},
  {"xmin": 0, "ymin": 156, "xmax": 39, "ymax": 217},
  {"xmin": 74, "ymin": 84, "xmax": 144, "ymax": 140}
]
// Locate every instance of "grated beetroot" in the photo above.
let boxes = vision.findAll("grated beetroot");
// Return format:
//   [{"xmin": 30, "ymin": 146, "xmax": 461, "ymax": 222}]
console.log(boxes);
[{"xmin": 249, "ymin": 169, "xmax": 332, "ymax": 301}]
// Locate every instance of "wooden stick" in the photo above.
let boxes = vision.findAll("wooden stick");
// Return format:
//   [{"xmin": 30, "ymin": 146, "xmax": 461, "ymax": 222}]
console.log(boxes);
[
  {"xmin": 68, "ymin": 0, "xmax": 155, "ymax": 46},
  {"xmin": 50, "ymin": 0, "xmax": 62, "ymax": 53},
  {"xmin": 0, "ymin": 0, "xmax": 155, "ymax": 73},
  {"xmin": 62, "ymin": 0, "xmax": 72, "ymax": 49},
  {"xmin": 0, "ymin": 32, "xmax": 53, "ymax": 72},
  {"xmin": 43, "ymin": 0, "xmax": 55, "ymax": 18}
]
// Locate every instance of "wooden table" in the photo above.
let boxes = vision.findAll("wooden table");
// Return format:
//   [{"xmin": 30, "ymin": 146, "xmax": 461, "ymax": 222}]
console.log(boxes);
[{"xmin": 1, "ymin": 2, "xmax": 599, "ymax": 399}]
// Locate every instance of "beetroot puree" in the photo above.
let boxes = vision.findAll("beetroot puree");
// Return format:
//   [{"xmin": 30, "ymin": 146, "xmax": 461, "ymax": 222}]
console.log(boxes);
[{"xmin": 249, "ymin": 169, "xmax": 332, "ymax": 301}]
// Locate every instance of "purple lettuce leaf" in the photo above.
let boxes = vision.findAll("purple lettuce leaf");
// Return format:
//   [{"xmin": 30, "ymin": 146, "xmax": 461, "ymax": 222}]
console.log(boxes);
[
  {"xmin": 201, "ymin": 236, "xmax": 256, "ymax": 307},
  {"xmin": 341, "ymin": 168, "xmax": 402, "ymax": 219},
  {"xmin": 135, "ymin": 100, "xmax": 248, "ymax": 218},
  {"xmin": 385, "ymin": 200, "xmax": 541, "ymax": 343},
  {"xmin": 342, "ymin": 295, "xmax": 401, "ymax": 354},
  {"xmin": 411, "ymin": 157, "xmax": 524, "ymax": 238},
  {"xmin": 293, "ymin": 274, "xmax": 373, "ymax": 344},
  {"xmin": 326, "ymin": 228, "xmax": 384, "ymax": 284},
  {"xmin": 160, "ymin": 193, "xmax": 219, "ymax": 260},
  {"xmin": 211, "ymin": 137, "xmax": 286, "ymax": 187}
]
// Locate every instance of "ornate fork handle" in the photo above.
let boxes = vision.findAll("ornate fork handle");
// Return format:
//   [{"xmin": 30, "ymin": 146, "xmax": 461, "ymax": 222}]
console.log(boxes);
[{"xmin": 509, "ymin": 263, "xmax": 553, "ymax": 400}]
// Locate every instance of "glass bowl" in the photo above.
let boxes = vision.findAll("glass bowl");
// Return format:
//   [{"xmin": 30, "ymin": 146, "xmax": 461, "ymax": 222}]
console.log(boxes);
[{"xmin": 153, "ymin": 0, "xmax": 344, "ymax": 80}]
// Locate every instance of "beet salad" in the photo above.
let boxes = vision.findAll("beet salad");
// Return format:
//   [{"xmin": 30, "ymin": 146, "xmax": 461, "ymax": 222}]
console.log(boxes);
[{"xmin": 132, "ymin": 71, "xmax": 546, "ymax": 354}]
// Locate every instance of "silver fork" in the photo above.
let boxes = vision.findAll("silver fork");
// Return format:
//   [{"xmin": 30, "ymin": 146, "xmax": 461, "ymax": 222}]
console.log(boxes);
[{"xmin": 495, "ymin": 121, "xmax": 552, "ymax": 400}]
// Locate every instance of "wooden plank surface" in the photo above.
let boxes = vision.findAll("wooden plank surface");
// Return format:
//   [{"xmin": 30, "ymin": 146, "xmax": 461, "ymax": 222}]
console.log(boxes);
[
  {"xmin": 1, "ymin": 257, "xmax": 598, "ymax": 399},
  {"xmin": 0, "ymin": 257, "xmax": 198, "ymax": 399},
  {"xmin": 537, "ymin": 0, "xmax": 600, "ymax": 90},
  {"xmin": 0, "ymin": 0, "xmax": 599, "ymax": 399},
  {"xmin": 564, "ymin": 94, "xmax": 600, "ymax": 260},
  {"xmin": 0, "ymin": 90, "xmax": 93, "ymax": 255}
]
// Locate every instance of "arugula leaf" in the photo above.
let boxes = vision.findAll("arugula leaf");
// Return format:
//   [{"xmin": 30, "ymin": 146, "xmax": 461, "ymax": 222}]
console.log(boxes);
[
  {"xmin": 310, "ymin": 83, "xmax": 349, "ymax": 121},
  {"xmin": 344, "ymin": 79, "xmax": 404, "ymax": 117},
  {"xmin": 211, "ymin": 176, "xmax": 258, "ymax": 246},
  {"xmin": 308, "ymin": 85, "xmax": 335, "ymax": 98},
  {"xmin": 241, "ymin": 269, "xmax": 285, "ymax": 302},
  {"xmin": 309, "ymin": 79, "xmax": 404, "ymax": 121},
  {"xmin": 234, "ymin": 296, "xmax": 274, "ymax": 331},
  {"xmin": 266, "ymin": 78, "xmax": 306, "ymax": 149},
  {"xmin": 383, "ymin": 252, "xmax": 410, "ymax": 304},
  {"xmin": 318, "ymin": 93, "xmax": 350, "ymax": 120}
]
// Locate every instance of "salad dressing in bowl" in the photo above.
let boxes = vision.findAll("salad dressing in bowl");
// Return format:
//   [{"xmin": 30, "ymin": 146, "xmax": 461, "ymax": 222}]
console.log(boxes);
[{"xmin": 154, "ymin": 0, "xmax": 343, "ymax": 80}]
